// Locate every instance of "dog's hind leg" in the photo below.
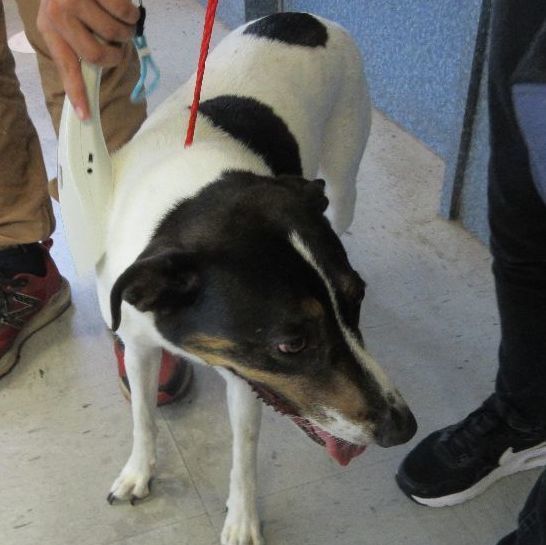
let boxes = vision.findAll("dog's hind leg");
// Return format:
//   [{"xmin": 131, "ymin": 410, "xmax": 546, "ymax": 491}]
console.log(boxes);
[
  {"xmin": 320, "ymin": 52, "xmax": 371, "ymax": 235},
  {"xmin": 217, "ymin": 369, "xmax": 264, "ymax": 545},
  {"xmin": 108, "ymin": 342, "xmax": 161, "ymax": 504}
]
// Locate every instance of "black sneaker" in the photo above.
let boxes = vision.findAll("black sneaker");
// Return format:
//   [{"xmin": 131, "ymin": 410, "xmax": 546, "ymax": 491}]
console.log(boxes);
[{"xmin": 396, "ymin": 395, "xmax": 546, "ymax": 507}]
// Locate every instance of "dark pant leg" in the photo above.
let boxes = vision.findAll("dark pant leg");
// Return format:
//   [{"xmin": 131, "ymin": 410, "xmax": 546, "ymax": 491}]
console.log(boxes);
[
  {"xmin": 489, "ymin": 2, "xmax": 546, "ymax": 544},
  {"xmin": 488, "ymin": 0, "xmax": 546, "ymax": 431},
  {"xmin": 497, "ymin": 470, "xmax": 546, "ymax": 545}
]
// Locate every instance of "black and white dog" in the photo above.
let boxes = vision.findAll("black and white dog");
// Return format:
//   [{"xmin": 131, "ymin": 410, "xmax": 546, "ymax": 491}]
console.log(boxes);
[{"xmin": 97, "ymin": 13, "xmax": 416, "ymax": 545}]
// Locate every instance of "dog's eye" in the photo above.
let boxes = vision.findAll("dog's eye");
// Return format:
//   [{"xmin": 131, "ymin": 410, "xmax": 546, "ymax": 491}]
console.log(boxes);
[{"xmin": 278, "ymin": 337, "xmax": 306, "ymax": 354}]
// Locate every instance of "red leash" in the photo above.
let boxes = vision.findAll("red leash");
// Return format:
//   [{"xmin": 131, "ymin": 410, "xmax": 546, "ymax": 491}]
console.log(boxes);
[{"xmin": 185, "ymin": 0, "xmax": 219, "ymax": 147}]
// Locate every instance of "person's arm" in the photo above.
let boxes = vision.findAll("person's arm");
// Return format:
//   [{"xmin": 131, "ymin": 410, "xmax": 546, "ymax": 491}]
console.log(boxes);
[{"xmin": 37, "ymin": 0, "xmax": 140, "ymax": 120}]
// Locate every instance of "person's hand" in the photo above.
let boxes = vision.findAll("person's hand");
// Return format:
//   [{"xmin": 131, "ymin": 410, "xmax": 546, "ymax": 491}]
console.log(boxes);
[{"xmin": 38, "ymin": 0, "xmax": 140, "ymax": 120}]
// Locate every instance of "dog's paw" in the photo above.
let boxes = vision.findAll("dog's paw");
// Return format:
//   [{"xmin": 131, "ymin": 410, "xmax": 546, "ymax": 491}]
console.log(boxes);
[
  {"xmin": 107, "ymin": 457, "xmax": 155, "ymax": 504},
  {"xmin": 221, "ymin": 507, "xmax": 264, "ymax": 545}
]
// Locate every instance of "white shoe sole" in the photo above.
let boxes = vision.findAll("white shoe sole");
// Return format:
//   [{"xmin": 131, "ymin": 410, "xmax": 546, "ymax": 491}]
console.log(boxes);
[
  {"xmin": 0, "ymin": 278, "xmax": 71, "ymax": 378},
  {"xmin": 411, "ymin": 441, "xmax": 546, "ymax": 507}
]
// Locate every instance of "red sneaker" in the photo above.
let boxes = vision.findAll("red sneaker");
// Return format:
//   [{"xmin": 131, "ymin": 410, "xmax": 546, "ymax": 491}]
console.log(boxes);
[
  {"xmin": 0, "ymin": 239, "xmax": 71, "ymax": 378},
  {"xmin": 114, "ymin": 337, "xmax": 193, "ymax": 406}
]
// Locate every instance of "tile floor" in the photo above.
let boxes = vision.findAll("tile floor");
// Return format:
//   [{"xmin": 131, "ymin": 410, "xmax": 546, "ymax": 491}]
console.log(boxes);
[{"xmin": 2, "ymin": 1, "xmax": 541, "ymax": 544}]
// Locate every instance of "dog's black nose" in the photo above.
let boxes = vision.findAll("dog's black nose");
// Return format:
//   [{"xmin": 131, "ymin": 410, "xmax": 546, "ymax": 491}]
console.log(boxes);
[{"xmin": 374, "ymin": 405, "xmax": 417, "ymax": 447}]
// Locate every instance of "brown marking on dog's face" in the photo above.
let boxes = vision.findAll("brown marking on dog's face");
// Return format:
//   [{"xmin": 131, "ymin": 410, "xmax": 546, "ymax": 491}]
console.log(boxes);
[
  {"xmin": 321, "ymin": 372, "xmax": 369, "ymax": 422},
  {"xmin": 186, "ymin": 335, "xmax": 236, "ymax": 353},
  {"xmin": 301, "ymin": 297, "xmax": 325, "ymax": 319},
  {"xmin": 183, "ymin": 333, "xmax": 375, "ymax": 440}
]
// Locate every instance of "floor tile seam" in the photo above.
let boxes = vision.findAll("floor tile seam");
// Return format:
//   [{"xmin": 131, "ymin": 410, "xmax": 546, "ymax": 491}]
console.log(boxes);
[
  {"xmin": 100, "ymin": 510, "xmax": 213, "ymax": 545},
  {"xmin": 159, "ymin": 411, "xmax": 212, "ymax": 519}
]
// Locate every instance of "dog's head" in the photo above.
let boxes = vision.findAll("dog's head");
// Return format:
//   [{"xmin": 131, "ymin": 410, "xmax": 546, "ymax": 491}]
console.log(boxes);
[{"xmin": 111, "ymin": 171, "xmax": 416, "ymax": 463}]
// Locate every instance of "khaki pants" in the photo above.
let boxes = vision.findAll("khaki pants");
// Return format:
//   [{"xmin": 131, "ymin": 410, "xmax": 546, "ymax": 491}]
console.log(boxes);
[{"xmin": 0, "ymin": 1, "xmax": 146, "ymax": 247}]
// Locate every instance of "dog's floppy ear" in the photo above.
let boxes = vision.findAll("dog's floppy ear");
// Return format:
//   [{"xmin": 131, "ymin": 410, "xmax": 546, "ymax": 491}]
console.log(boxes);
[
  {"xmin": 303, "ymin": 178, "xmax": 328, "ymax": 212},
  {"xmin": 110, "ymin": 250, "xmax": 200, "ymax": 331}
]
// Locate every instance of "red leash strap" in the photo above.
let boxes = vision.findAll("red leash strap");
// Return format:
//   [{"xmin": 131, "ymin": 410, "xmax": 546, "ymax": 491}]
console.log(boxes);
[{"xmin": 185, "ymin": 0, "xmax": 219, "ymax": 147}]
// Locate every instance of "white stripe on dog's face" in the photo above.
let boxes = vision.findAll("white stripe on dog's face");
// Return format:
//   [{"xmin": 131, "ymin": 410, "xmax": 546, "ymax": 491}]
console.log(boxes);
[
  {"xmin": 313, "ymin": 407, "xmax": 374, "ymax": 445},
  {"xmin": 289, "ymin": 231, "xmax": 396, "ymax": 398}
]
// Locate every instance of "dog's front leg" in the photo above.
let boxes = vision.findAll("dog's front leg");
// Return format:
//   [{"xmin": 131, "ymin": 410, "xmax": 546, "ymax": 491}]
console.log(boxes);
[
  {"xmin": 108, "ymin": 341, "xmax": 161, "ymax": 504},
  {"xmin": 218, "ymin": 369, "xmax": 264, "ymax": 545}
]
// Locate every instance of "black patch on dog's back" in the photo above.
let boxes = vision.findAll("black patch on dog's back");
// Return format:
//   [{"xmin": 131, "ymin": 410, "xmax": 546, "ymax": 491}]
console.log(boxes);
[
  {"xmin": 198, "ymin": 96, "xmax": 302, "ymax": 176},
  {"xmin": 244, "ymin": 13, "xmax": 328, "ymax": 48}
]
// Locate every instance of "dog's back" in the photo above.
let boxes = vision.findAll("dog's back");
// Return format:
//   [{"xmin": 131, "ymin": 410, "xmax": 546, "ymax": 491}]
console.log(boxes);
[{"xmin": 128, "ymin": 13, "xmax": 368, "ymax": 167}]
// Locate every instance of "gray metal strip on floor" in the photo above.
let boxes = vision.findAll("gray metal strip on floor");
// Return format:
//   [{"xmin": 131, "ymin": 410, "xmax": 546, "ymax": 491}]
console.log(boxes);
[
  {"xmin": 446, "ymin": 0, "xmax": 492, "ymax": 220},
  {"xmin": 245, "ymin": 0, "xmax": 282, "ymax": 21}
]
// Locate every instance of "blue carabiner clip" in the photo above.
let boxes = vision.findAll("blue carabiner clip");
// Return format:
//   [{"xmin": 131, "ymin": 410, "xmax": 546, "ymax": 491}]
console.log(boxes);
[{"xmin": 130, "ymin": 4, "xmax": 160, "ymax": 103}]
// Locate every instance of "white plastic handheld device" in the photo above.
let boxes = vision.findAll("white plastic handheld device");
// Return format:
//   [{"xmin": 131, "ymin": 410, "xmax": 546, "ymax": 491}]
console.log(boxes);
[{"xmin": 58, "ymin": 61, "xmax": 113, "ymax": 275}]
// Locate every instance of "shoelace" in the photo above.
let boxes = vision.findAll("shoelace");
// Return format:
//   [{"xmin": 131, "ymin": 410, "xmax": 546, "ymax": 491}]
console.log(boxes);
[{"xmin": 440, "ymin": 399, "xmax": 506, "ymax": 463}]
